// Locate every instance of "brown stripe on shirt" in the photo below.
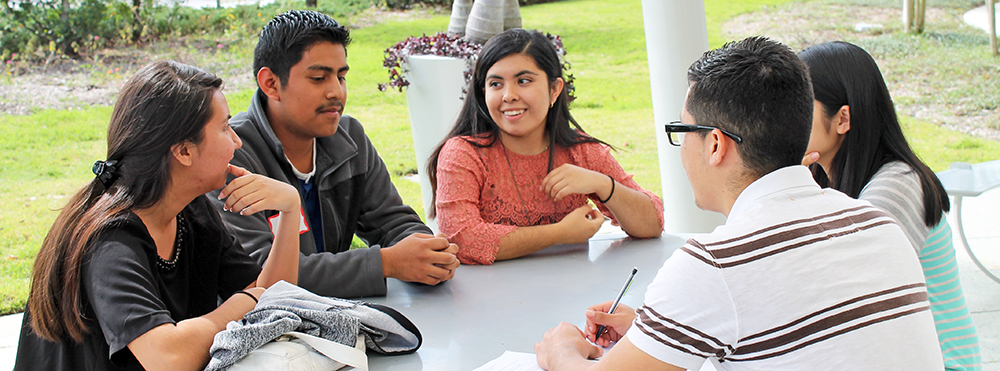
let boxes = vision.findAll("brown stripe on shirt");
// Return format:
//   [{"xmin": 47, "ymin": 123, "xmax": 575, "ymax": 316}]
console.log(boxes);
[
  {"xmin": 682, "ymin": 217, "xmax": 895, "ymax": 269},
  {"xmin": 714, "ymin": 219, "xmax": 895, "ymax": 268},
  {"xmin": 738, "ymin": 283, "xmax": 927, "ymax": 343},
  {"xmin": 730, "ymin": 291, "xmax": 930, "ymax": 359},
  {"xmin": 728, "ymin": 305, "xmax": 930, "ymax": 362},
  {"xmin": 707, "ymin": 209, "xmax": 890, "ymax": 259},
  {"xmin": 706, "ymin": 205, "xmax": 872, "ymax": 247},
  {"xmin": 636, "ymin": 305, "xmax": 733, "ymax": 358}
]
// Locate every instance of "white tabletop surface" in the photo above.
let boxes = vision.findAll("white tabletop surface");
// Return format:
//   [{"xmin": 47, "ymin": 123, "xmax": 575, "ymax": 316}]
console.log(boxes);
[
  {"xmin": 937, "ymin": 160, "xmax": 1000, "ymax": 197},
  {"xmin": 361, "ymin": 233, "xmax": 688, "ymax": 371}
]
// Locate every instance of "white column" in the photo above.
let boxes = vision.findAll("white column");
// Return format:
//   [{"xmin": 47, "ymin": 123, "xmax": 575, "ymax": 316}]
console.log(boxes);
[
  {"xmin": 404, "ymin": 54, "xmax": 468, "ymax": 233},
  {"xmin": 642, "ymin": 0, "xmax": 726, "ymax": 234}
]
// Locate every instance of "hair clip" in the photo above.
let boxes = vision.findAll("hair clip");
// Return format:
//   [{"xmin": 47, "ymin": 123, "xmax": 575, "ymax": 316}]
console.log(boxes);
[{"xmin": 92, "ymin": 160, "xmax": 119, "ymax": 189}]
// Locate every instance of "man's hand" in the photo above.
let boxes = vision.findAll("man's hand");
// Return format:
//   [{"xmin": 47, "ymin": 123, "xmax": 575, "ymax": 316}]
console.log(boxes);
[
  {"xmin": 381, "ymin": 233, "xmax": 459, "ymax": 285},
  {"xmin": 584, "ymin": 301, "xmax": 635, "ymax": 347},
  {"xmin": 535, "ymin": 322, "xmax": 603, "ymax": 370},
  {"xmin": 541, "ymin": 164, "xmax": 614, "ymax": 202},
  {"xmin": 218, "ymin": 164, "xmax": 300, "ymax": 215},
  {"xmin": 556, "ymin": 205, "xmax": 605, "ymax": 244}
]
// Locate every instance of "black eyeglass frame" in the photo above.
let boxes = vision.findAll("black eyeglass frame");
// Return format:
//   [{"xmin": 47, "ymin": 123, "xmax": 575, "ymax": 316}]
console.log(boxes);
[{"xmin": 664, "ymin": 121, "xmax": 744, "ymax": 146}]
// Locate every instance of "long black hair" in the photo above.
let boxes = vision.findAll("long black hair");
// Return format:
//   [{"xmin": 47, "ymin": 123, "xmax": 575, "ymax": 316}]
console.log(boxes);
[
  {"xmin": 426, "ymin": 28, "xmax": 607, "ymax": 217},
  {"xmin": 799, "ymin": 41, "xmax": 948, "ymax": 226},
  {"xmin": 29, "ymin": 60, "xmax": 222, "ymax": 342}
]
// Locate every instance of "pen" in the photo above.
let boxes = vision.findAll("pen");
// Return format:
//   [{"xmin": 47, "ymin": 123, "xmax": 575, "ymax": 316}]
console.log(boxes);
[{"xmin": 595, "ymin": 267, "xmax": 638, "ymax": 339}]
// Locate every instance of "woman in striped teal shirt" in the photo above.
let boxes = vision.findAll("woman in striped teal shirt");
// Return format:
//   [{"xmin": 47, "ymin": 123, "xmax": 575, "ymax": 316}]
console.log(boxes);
[{"xmin": 799, "ymin": 41, "xmax": 981, "ymax": 371}]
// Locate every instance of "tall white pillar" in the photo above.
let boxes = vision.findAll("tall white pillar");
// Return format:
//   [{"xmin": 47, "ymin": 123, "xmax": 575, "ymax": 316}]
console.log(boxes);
[
  {"xmin": 404, "ymin": 54, "xmax": 468, "ymax": 233},
  {"xmin": 642, "ymin": 0, "xmax": 726, "ymax": 233}
]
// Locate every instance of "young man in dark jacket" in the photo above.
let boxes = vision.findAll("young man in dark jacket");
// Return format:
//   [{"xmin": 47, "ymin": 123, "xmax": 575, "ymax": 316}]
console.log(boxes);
[{"xmin": 210, "ymin": 10, "xmax": 459, "ymax": 298}]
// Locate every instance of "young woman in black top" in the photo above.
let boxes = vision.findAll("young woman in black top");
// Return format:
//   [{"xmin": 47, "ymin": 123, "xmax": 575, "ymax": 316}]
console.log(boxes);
[{"xmin": 15, "ymin": 60, "xmax": 302, "ymax": 371}]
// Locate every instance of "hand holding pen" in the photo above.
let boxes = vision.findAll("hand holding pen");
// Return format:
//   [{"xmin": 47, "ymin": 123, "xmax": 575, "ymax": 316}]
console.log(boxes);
[{"xmin": 585, "ymin": 267, "xmax": 638, "ymax": 347}]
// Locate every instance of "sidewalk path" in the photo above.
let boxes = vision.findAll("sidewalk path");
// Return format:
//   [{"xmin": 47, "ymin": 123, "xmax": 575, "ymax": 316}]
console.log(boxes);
[
  {"xmin": 950, "ymin": 176, "xmax": 1000, "ymax": 369},
  {"xmin": 964, "ymin": 4, "xmax": 1000, "ymax": 37}
]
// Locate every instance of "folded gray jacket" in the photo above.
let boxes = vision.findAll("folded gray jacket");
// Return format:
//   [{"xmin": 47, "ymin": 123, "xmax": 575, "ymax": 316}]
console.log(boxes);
[{"xmin": 205, "ymin": 281, "xmax": 421, "ymax": 371}]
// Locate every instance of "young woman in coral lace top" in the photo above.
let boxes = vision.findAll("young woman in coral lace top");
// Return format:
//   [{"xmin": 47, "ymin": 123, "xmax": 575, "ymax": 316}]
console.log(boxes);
[{"xmin": 427, "ymin": 29, "xmax": 664, "ymax": 265}]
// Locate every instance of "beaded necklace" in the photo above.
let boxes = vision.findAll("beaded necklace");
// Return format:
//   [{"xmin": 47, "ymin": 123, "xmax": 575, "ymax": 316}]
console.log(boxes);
[{"xmin": 156, "ymin": 213, "xmax": 186, "ymax": 271}]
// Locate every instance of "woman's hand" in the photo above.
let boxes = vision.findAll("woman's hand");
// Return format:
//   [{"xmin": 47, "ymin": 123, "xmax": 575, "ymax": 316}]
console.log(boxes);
[
  {"xmin": 218, "ymin": 164, "xmax": 300, "ymax": 215},
  {"xmin": 802, "ymin": 151, "xmax": 820, "ymax": 167},
  {"xmin": 556, "ymin": 205, "xmax": 604, "ymax": 244},
  {"xmin": 221, "ymin": 165, "xmax": 301, "ymax": 287},
  {"xmin": 583, "ymin": 301, "xmax": 635, "ymax": 347},
  {"xmin": 542, "ymin": 164, "xmax": 615, "ymax": 202}
]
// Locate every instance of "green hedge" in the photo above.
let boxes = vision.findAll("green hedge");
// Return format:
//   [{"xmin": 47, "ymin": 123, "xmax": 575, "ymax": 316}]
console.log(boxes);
[
  {"xmin": 0, "ymin": 0, "xmax": 567, "ymax": 61},
  {"xmin": 383, "ymin": 0, "xmax": 564, "ymax": 9},
  {"xmin": 1, "ymin": 0, "xmax": 130, "ymax": 59}
]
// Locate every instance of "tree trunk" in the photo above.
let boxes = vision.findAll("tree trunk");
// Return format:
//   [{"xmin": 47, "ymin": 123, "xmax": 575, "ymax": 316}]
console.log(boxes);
[
  {"xmin": 465, "ymin": 0, "xmax": 505, "ymax": 44},
  {"xmin": 914, "ymin": 0, "xmax": 926, "ymax": 33},
  {"xmin": 503, "ymin": 0, "xmax": 520, "ymax": 30},
  {"xmin": 59, "ymin": 0, "xmax": 69, "ymax": 22},
  {"xmin": 131, "ymin": 0, "xmax": 142, "ymax": 44},
  {"xmin": 902, "ymin": 0, "xmax": 913, "ymax": 33},
  {"xmin": 989, "ymin": 0, "xmax": 997, "ymax": 56},
  {"xmin": 59, "ymin": 0, "xmax": 73, "ymax": 56},
  {"xmin": 448, "ymin": 0, "xmax": 474, "ymax": 36},
  {"xmin": 306, "ymin": 0, "xmax": 316, "ymax": 7}
]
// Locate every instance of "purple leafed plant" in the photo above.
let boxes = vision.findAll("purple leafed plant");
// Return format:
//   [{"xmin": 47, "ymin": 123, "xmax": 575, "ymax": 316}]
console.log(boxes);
[
  {"xmin": 379, "ymin": 32, "xmax": 481, "ymax": 92},
  {"xmin": 379, "ymin": 31, "xmax": 576, "ymax": 103}
]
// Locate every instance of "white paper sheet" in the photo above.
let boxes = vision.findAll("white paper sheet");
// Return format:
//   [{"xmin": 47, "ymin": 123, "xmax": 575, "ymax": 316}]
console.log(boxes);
[{"xmin": 472, "ymin": 351, "xmax": 544, "ymax": 371}]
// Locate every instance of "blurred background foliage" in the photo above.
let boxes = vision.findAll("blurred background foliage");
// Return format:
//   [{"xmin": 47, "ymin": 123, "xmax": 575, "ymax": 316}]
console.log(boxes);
[{"xmin": 0, "ymin": 0, "xmax": 561, "ymax": 61}]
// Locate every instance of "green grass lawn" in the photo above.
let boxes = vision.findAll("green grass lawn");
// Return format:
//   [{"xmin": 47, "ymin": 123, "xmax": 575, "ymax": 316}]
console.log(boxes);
[{"xmin": 2, "ymin": 0, "xmax": 999, "ymax": 315}]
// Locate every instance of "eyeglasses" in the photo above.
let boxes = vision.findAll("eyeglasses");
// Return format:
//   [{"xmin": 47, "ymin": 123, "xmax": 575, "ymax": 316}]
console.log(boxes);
[{"xmin": 664, "ymin": 121, "xmax": 744, "ymax": 146}]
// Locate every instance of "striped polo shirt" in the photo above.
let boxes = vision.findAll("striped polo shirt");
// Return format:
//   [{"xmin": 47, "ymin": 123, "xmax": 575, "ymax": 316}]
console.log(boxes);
[{"xmin": 627, "ymin": 166, "xmax": 943, "ymax": 370}]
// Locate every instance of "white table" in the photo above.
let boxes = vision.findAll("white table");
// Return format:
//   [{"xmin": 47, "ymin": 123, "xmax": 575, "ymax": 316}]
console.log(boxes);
[
  {"xmin": 361, "ymin": 233, "xmax": 687, "ymax": 370},
  {"xmin": 936, "ymin": 160, "xmax": 1000, "ymax": 284}
]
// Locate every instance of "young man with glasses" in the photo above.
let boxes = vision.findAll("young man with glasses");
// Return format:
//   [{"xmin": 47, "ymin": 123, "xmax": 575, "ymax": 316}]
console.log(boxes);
[{"xmin": 535, "ymin": 36, "xmax": 941, "ymax": 370}]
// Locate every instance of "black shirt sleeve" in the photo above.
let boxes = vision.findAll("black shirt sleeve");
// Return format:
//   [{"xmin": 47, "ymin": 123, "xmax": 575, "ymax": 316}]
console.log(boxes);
[{"xmin": 81, "ymin": 219, "xmax": 175, "ymax": 362}]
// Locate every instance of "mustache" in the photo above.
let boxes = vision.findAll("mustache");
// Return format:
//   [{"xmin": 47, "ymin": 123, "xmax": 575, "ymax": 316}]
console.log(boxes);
[{"xmin": 317, "ymin": 101, "xmax": 344, "ymax": 113}]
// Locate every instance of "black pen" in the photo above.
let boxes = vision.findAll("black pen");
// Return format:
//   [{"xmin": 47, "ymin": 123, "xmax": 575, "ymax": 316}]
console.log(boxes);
[{"xmin": 595, "ymin": 267, "xmax": 638, "ymax": 339}]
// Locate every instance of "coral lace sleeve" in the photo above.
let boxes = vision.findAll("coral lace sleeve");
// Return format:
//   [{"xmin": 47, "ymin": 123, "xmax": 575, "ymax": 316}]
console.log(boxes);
[
  {"xmin": 574, "ymin": 142, "xmax": 665, "ymax": 230},
  {"xmin": 435, "ymin": 137, "xmax": 517, "ymax": 265}
]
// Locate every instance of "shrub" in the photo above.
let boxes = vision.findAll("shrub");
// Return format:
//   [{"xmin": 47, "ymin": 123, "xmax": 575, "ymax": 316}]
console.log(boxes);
[
  {"xmin": 380, "ymin": 0, "xmax": 566, "ymax": 10},
  {"xmin": 1, "ymin": 0, "xmax": 127, "ymax": 60},
  {"xmin": 379, "ymin": 31, "xmax": 576, "ymax": 103}
]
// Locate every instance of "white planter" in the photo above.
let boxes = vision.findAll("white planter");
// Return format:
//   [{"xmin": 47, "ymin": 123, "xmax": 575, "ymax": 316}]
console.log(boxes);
[{"xmin": 403, "ymin": 54, "xmax": 468, "ymax": 233}]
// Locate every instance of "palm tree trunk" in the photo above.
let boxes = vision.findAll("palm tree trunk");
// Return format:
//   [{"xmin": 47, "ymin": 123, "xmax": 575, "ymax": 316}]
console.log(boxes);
[
  {"xmin": 448, "ymin": 0, "xmax": 474, "ymax": 36},
  {"xmin": 465, "ymin": 0, "xmax": 504, "ymax": 44},
  {"xmin": 503, "ymin": 0, "xmax": 520, "ymax": 30}
]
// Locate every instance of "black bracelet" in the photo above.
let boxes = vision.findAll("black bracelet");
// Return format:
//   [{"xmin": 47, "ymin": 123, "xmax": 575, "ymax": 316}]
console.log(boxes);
[
  {"xmin": 598, "ymin": 175, "xmax": 615, "ymax": 203},
  {"xmin": 235, "ymin": 290, "xmax": 258, "ymax": 304}
]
